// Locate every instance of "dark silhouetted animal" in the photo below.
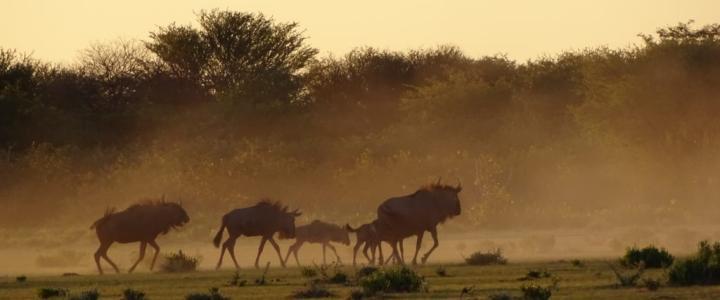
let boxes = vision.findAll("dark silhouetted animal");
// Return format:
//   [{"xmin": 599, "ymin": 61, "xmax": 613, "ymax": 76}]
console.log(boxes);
[
  {"xmin": 346, "ymin": 221, "xmax": 382, "ymax": 266},
  {"xmin": 283, "ymin": 220, "xmax": 350, "ymax": 266},
  {"xmin": 213, "ymin": 200, "xmax": 301, "ymax": 269},
  {"xmin": 90, "ymin": 199, "xmax": 189, "ymax": 274},
  {"xmin": 376, "ymin": 181, "xmax": 462, "ymax": 265}
]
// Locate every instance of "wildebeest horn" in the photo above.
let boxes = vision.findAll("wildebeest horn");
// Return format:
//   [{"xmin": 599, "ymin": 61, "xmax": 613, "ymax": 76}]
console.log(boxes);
[
  {"xmin": 436, "ymin": 177, "xmax": 442, "ymax": 185},
  {"xmin": 455, "ymin": 177, "xmax": 463, "ymax": 191},
  {"xmin": 291, "ymin": 209, "xmax": 302, "ymax": 217}
]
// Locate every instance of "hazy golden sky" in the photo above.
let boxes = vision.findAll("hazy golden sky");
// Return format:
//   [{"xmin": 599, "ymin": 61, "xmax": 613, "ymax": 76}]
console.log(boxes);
[{"xmin": 1, "ymin": 0, "xmax": 719, "ymax": 63}]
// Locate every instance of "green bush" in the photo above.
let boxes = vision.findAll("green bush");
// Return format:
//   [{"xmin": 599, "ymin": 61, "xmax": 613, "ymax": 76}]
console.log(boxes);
[
  {"xmin": 37, "ymin": 288, "xmax": 68, "ymax": 299},
  {"xmin": 608, "ymin": 263, "xmax": 644, "ymax": 287},
  {"xmin": 68, "ymin": 289, "xmax": 100, "ymax": 300},
  {"xmin": 570, "ymin": 259, "xmax": 584, "ymax": 268},
  {"xmin": 621, "ymin": 245, "xmax": 674, "ymax": 268},
  {"xmin": 435, "ymin": 266, "xmax": 448, "ymax": 277},
  {"xmin": 356, "ymin": 266, "xmax": 378, "ymax": 278},
  {"xmin": 291, "ymin": 282, "xmax": 334, "ymax": 298},
  {"xmin": 520, "ymin": 269, "xmax": 551, "ymax": 280},
  {"xmin": 123, "ymin": 288, "xmax": 146, "ymax": 300},
  {"xmin": 160, "ymin": 250, "xmax": 199, "ymax": 273},
  {"xmin": 185, "ymin": 287, "xmax": 229, "ymax": 300},
  {"xmin": 521, "ymin": 283, "xmax": 553, "ymax": 300},
  {"xmin": 360, "ymin": 267, "xmax": 425, "ymax": 295},
  {"xmin": 464, "ymin": 249, "xmax": 507, "ymax": 266},
  {"xmin": 301, "ymin": 267, "xmax": 318, "ymax": 278},
  {"xmin": 643, "ymin": 278, "xmax": 661, "ymax": 291},
  {"xmin": 668, "ymin": 240, "xmax": 720, "ymax": 285}
]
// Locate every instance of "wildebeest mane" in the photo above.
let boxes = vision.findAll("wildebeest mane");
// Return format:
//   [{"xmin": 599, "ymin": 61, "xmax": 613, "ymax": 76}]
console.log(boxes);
[
  {"xmin": 256, "ymin": 198, "xmax": 290, "ymax": 214},
  {"xmin": 415, "ymin": 183, "xmax": 459, "ymax": 194},
  {"xmin": 90, "ymin": 207, "xmax": 117, "ymax": 229}
]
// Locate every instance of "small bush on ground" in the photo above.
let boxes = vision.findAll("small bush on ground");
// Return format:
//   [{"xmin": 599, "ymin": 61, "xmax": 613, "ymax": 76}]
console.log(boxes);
[
  {"xmin": 291, "ymin": 282, "xmax": 334, "ymax": 298},
  {"xmin": 301, "ymin": 267, "xmax": 318, "ymax": 278},
  {"xmin": 227, "ymin": 272, "xmax": 247, "ymax": 287},
  {"xmin": 38, "ymin": 287, "xmax": 68, "ymax": 299},
  {"xmin": 608, "ymin": 262, "xmax": 644, "ymax": 287},
  {"xmin": 643, "ymin": 278, "xmax": 662, "ymax": 291},
  {"xmin": 68, "ymin": 289, "xmax": 100, "ymax": 300},
  {"xmin": 360, "ymin": 266, "xmax": 425, "ymax": 295},
  {"xmin": 16, "ymin": 275, "xmax": 26, "ymax": 282},
  {"xmin": 122, "ymin": 288, "xmax": 146, "ymax": 300},
  {"xmin": 520, "ymin": 269, "xmax": 551, "ymax": 280},
  {"xmin": 570, "ymin": 259, "xmax": 584, "ymax": 268},
  {"xmin": 621, "ymin": 245, "xmax": 674, "ymax": 268},
  {"xmin": 160, "ymin": 250, "xmax": 199, "ymax": 273},
  {"xmin": 300, "ymin": 262, "xmax": 348, "ymax": 284},
  {"xmin": 464, "ymin": 249, "xmax": 507, "ymax": 266},
  {"xmin": 356, "ymin": 266, "xmax": 378, "ymax": 278},
  {"xmin": 668, "ymin": 240, "xmax": 720, "ymax": 285},
  {"xmin": 521, "ymin": 283, "xmax": 554, "ymax": 300},
  {"xmin": 185, "ymin": 288, "xmax": 229, "ymax": 300},
  {"xmin": 487, "ymin": 292, "xmax": 514, "ymax": 300},
  {"xmin": 435, "ymin": 266, "xmax": 448, "ymax": 277}
]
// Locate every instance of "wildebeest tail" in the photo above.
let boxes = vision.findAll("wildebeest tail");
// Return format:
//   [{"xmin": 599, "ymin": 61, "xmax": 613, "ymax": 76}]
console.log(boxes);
[
  {"xmin": 90, "ymin": 207, "xmax": 115, "ymax": 230},
  {"xmin": 213, "ymin": 215, "xmax": 227, "ymax": 248}
]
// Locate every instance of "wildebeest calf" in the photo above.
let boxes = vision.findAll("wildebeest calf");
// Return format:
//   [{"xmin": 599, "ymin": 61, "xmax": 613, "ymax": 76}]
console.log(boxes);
[
  {"xmin": 345, "ymin": 221, "xmax": 381, "ymax": 266},
  {"xmin": 283, "ymin": 220, "xmax": 350, "ymax": 266}
]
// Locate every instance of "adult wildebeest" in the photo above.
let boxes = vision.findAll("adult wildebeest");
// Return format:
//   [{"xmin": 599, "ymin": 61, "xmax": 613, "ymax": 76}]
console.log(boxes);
[
  {"xmin": 213, "ymin": 200, "xmax": 301, "ymax": 269},
  {"xmin": 90, "ymin": 199, "xmax": 189, "ymax": 274},
  {"xmin": 283, "ymin": 220, "xmax": 350, "ymax": 266},
  {"xmin": 376, "ymin": 180, "xmax": 462, "ymax": 265}
]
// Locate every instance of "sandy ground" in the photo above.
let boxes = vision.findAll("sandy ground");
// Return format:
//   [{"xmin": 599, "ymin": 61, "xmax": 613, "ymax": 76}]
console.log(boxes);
[{"xmin": 2, "ymin": 225, "xmax": 717, "ymax": 276}]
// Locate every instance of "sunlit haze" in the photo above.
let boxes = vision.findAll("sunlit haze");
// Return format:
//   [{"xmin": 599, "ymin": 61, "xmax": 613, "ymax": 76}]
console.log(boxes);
[{"xmin": 2, "ymin": 0, "xmax": 719, "ymax": 63}]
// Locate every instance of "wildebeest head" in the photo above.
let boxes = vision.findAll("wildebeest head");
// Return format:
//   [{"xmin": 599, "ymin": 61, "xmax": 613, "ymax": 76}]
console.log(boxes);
[
  {"xmin": 278, "ymin": 209, "xmax": 302, "ymax": 239},
  {"xmin": 162, "ymin": 202, "xmax": 190, "ymax": 228},
  {"xmin": 426, "ymin": 179, "xmax": 462, "ymax": 219}
]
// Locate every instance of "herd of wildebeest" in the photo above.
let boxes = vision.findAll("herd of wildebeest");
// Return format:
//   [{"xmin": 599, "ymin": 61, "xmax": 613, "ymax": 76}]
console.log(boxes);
[{"xmin": 90, "ymin": 180, "xmax": 463, "ymax": 274}]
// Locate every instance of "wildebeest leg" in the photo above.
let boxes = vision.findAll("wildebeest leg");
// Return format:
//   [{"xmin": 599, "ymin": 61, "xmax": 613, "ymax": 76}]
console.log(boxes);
[
  {"xmin": 369, "ymin": 241, "xmax": 377, "ymax": 264},
  {"xmin": 421, "ymin": 227, "xmax": 439, "ymax": 264},
  {"xmin": 148, "ymin": 240, "xmax": 161, "ymax": 271},
  {"xmin": 361, "ymin": 242, "xmax": 372, "ymax": 265},
  {"xmin": 377, "ymin": 242, "xmax": 384, "ymax": 266},
  {"xmin": 254, "ymin": 237, "xmax": 268, "ymax": 269},
  {"xmin": 128, "ymin": 241, "xmax": 147, "ymax": 273},
  {"xmin": 326, "ymin": 242, "xmax": 341, "ymax": 263},
  {"xmin": 98, "ymin": 241, "xmax": 120, "ymax": 274},
  {"xmin": 94, "ymin": 241, "xmax": 113, "ymax": 275},
  {"xmin": 291, "ymin": 241, "xmax": 304, "ymax": 266},
  {"xmin": 352, "ymin": 240, "xmax": 363, "ymax": 266},
  {"xmin": 267, "ymin": 237, "xmax": 286, "ymax": 268},
  {"xmin": 385, "ymin": 241, "xmax": 401, "ymax": 265},
  {"xmin": 411, "ymin": 232, "xmax": 425, "ymax": 265},
  {"xmin": 216, "ymin": 238, "xmax": 228, "ymax": 270},
  {"xmin": 399, "ymin": 239, "xmax": 405, "ymax": 263},
  {"xmin": 225, "ymin": 236, "xmax": 240, "ymax": 270},
  {"xmin": 284, "ymin": 240, "xmax": 302, "ymax": 267}
]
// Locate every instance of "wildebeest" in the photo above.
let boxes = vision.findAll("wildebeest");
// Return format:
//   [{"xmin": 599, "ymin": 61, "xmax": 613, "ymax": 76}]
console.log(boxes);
[
  {"xmin": 213, "ymin": 200, "xmax": 301, "ymax": 269},
  {"xmin": 282, "ymin": 220, "xmax": 350, "ymax": 266},
  {"xmin": 345, "ymin": 221, "xmax": 381, "ymax": 266},
  {"xmin": 376, "ymin": 180, "xmax": 462, "ymax": 265},
  {"xmin": 90, "ymin": 199, "xmax": 190, "ymax": 274}
]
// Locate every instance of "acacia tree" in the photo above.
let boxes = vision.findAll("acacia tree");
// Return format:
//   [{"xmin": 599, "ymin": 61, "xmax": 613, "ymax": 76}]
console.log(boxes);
[{"xmin": 147, "ymin": 10, "xmax": 318, "ymax": 111}]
